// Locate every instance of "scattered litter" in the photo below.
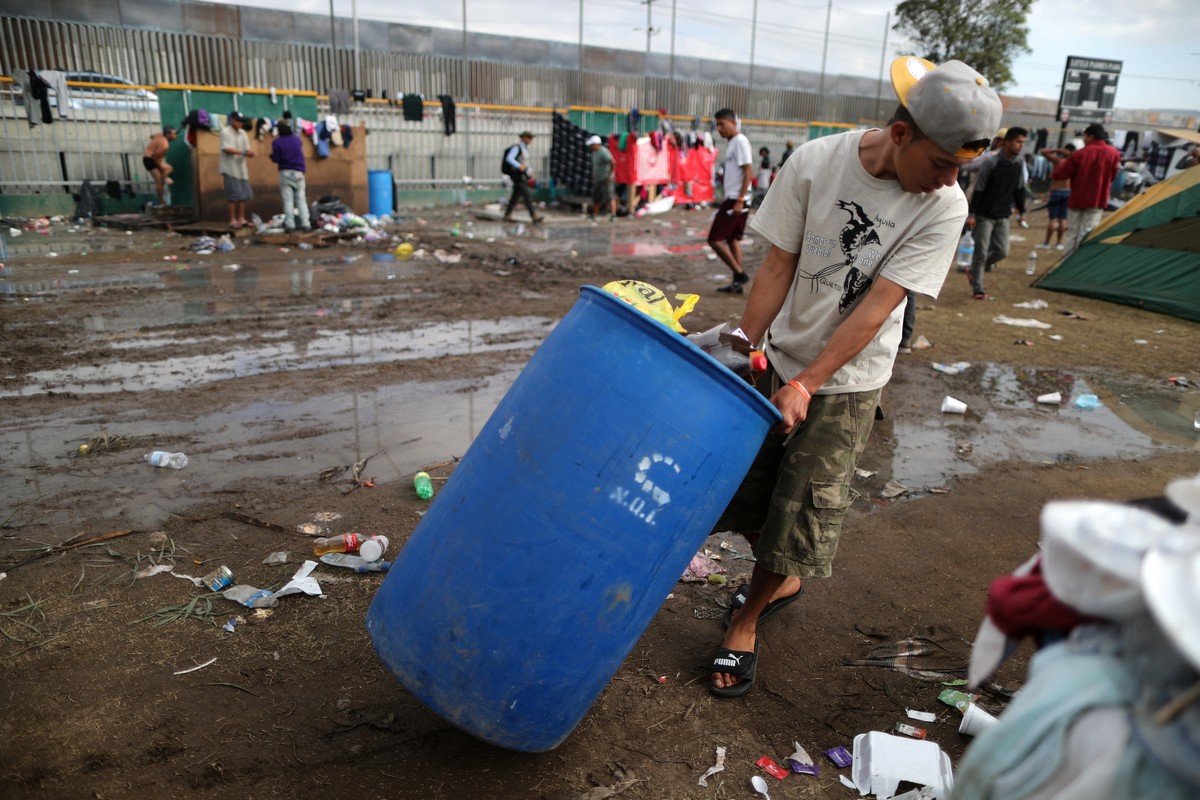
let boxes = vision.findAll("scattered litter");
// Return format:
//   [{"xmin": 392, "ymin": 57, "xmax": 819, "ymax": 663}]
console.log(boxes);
[
  {"xmin": 432, "ymin": 249, "xmax": 461, "ymax": 263},
  {"xmin": 1012, "ymin": 299, "xmax": 1048, "ymax": 309},
  {"xmin": 262, "ymin": 551, "xmax": 289, "ymax": 565},
  {"xmin": 1075, "ymin": 394, "xmax": 1101, "ymax": 409},
  {"xmin": 1014, "ymin": 339, "xmax": 1035, "ymax": 346},
  {"xmin": 751, "ymin": 775, "xmax": 772, "ymax": 799},
  {"xmin": 881, "ymin": 480, "xmax": 909, "ymax": 499},
  {"xmin": 222, "ymin": 264, "xmax": 241, "ymax": 271},
  {"xmin": 855, "ymin": 468, "xmax": 876, "ymax": 479},
  {"xmin": 707, "ymin": 573, "xmax": 727, "ymax": 585},
  {"xmin": 959, "ymin": 702, "xmax": 999, "ymax": 736},
  {"xmin": 786, "ymin": 742, "xmax": 818, "ymax": 776},
  {"xmin": 1169, "ymin": 376, "xmax": 1190, "ymax": 388},
  {"xmin": 1048, "ymin": 334, "xmax": 1064, "ymax": 341},
  {"xmin": 319, "ymin": 552, "xmax": 391, "ymax": 572},
  {"xmin": 173, "ymin": 657, "xmax": 217, "ymax": 675},
  {"xmin": 1134, "ymin": 339, "xmax": 1149, "ymax": 345},
  {"xmin": 222, "ymin": 584, "xmax": 277, "ymax": 608},
  {"xmin": 698, "ymin": 746, "xmax": 726, "ymax": 787},
  {"xmin": 893, "ymin": 789, "xmax": 937, "ymax": 800},
  {"xmin": 906, "ymin": 709, "xmax": 937, "ymax": 723},
  {"xmin": 851, "ymin": 732, "xmax": 954, "ymax": 800},
  {"xmin": 201, "ymin": 565, "xmax": 234, "ymax": 591},
  {"xmin": 222, "ymin": 616, "xmax": 242, "ymax": 633},
  {"xmin": 931, "ymin": 361, "xmax": 970, "ymax": 375},
  {"xmin": 825, "ymin": 746, "xmax": 853, "ymax": 768},
  {"xmin": 312, "ymin": 511, "xmax": 342, "ymax": 522},
  {"xmin": 895, "ymin": 722, "xmax": 928, "ymax": 739},
  {"xmin": 845, "ymin": 631, "xmax": 970, "ymax": 681},
  {"xmin": 755, "ymin": 756, "xmax": 789, "ymax": 779},
  {"xmin": 912, "ymin": 334, "xmax": 932, "ymax": 350},
  {"xmin": 296, "ymin": 522, "xmax": 326, "ymax": 535},
  {"xmin": 0, "ymin": 572, "xmax": 6, "ymax": 582},
  {"xmin": 1037, "ymin": 392, "xmax": 1062, "ymax": 405},
  {"xmin": 938, "ymin": 688, "xmax": 980, "ymax": 712},
  {"xmin": 838, "ymin": 775, "xmax": 857, "ymax": 790},
  {"xmin": 940, "ymin": 396, "xmax": 967, "ymax": 414},
  {"xmin": 680, "ymin": 551, "xmax": 724, "ymax": 582},
  {"xmin": 992, "ymin": 315, "xmax": 1052, "ymax": 329},
  {"xmin": 135, "ymin": 564, "xmax": 174, "ymax": 579},
  {"xmin": 1061, "ymin": 309, "xmax": 1097, "ymax": 320}
]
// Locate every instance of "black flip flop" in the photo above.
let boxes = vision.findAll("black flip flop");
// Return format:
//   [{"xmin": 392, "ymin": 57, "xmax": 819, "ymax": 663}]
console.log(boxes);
[
  {"xmin": 722, "ymin": 584, "xmax": 804, "ymax": 629},
  {"xmin": 708, "ymin": 638, "xmax": 760, "ymax": 698}
]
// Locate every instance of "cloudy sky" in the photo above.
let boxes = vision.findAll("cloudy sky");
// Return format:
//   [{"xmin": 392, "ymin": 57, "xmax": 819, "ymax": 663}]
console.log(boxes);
[{"xmin": 214, "ymin": 0, "xmax": 1199, "ymax": 112}]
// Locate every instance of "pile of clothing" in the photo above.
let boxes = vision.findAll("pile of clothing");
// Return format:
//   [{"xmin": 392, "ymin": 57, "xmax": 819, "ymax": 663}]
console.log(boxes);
[{"xmin": 956, "ymin": 473, "xmax": 1200, "ymax": 799}]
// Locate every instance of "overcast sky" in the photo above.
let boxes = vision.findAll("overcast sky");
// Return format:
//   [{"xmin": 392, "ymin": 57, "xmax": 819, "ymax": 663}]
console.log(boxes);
[{"xmin": 214, "ymin": 0, "xmax": 1199, "ymax": 113}]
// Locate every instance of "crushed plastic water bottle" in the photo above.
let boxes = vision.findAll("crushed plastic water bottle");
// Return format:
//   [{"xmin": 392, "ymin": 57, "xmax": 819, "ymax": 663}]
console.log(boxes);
[{"xmin": 145, "ymin": 451, "xmax": 188, "ymax": 469}]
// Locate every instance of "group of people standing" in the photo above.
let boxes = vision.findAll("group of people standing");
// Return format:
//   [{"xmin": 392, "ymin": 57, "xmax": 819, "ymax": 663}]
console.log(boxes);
[{"xmin": 144, "ymin": 110, "xmax": 313, "ymax": 232}]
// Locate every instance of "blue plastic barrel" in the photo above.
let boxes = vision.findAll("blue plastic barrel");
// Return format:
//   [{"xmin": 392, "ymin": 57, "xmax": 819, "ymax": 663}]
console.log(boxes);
[
  {"xmin": 367, "ymin": 169, "xmax": 393, "ymax": 216},
  {"xmin": 365, "ymin": 286, "xmax": 781, "ymax": 751}
]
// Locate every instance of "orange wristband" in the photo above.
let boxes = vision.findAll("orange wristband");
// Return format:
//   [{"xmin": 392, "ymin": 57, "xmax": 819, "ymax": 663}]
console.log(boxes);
[{"xmin": 787, "ymin": 380, "xmax": 811, "ymax": 402}]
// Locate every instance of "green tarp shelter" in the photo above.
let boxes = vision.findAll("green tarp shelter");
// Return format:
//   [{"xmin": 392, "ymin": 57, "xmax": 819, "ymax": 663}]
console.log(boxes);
[{"xmin": 1034, "ymin": 167, "xmax": 1200, "ymax": 322}]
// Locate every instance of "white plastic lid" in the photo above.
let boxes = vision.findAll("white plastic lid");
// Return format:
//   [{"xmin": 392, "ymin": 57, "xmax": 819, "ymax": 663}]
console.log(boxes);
[{"xmin": 358, "ymin": 535, "xmax": 389, "ymax": 562}]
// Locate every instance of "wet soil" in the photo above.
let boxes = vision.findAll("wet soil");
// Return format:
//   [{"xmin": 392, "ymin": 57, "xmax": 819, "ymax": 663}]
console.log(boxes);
[{"xmin": 2, "ymin": 204, "xmax": 1198, "ymax": 799}]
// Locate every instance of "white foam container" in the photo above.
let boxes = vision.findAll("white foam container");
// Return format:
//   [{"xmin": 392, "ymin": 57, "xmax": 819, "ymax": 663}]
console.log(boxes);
[{"xmin": 852, "ymin": 731, "xmax": 954, "ymax": 799}]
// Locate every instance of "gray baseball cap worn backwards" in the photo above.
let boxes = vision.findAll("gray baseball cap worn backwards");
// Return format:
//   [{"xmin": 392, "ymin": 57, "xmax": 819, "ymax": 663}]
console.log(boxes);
[{"xmin": 891, "ymin": 56, "xmax": 1002, "ymax": 159}]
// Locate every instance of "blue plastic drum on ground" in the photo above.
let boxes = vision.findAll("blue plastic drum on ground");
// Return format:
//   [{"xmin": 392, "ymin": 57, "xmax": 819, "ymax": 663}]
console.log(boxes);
[
  {"xmin": 367, "ymin": 169, "xmax": 393, "ymax": 217},
  {"xmin": 365, "ymin": 286, "xmax": 781, "ymax": 751}
]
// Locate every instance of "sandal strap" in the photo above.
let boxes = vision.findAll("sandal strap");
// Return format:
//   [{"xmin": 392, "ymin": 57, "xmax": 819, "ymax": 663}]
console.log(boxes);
[{"xmin": 710, "ymin": 647, "xmax": 755, "ymax": 678}]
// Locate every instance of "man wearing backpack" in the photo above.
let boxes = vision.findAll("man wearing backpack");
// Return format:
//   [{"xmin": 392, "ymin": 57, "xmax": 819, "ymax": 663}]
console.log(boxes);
[{"xmin": 501, "ymin": 131, "xmax": 543, "ymax": 223}]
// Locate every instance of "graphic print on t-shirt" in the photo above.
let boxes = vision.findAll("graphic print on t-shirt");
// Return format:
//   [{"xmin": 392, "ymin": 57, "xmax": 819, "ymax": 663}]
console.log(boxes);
[{"xmin": 798, "ymin": 199, "xmax": 883, "ymax": 314}]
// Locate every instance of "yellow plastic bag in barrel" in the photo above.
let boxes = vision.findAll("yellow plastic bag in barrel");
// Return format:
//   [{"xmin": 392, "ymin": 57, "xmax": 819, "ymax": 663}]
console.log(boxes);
[{"xmin": 601, "ymin": 280, "xmax": 698, "ymax": 333}]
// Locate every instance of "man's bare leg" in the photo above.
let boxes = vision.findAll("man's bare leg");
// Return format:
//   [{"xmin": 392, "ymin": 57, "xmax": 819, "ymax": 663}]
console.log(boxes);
[{"xmin": 711, "ymin": 564, "xmax": 802, "ymax": 691}]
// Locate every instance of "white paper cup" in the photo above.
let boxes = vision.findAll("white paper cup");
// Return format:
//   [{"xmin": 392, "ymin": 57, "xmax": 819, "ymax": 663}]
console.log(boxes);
[
  {"xmin": 959, "ymin": 702, "xmax": 999, "ymax": 736},
  {"xmin": 941, "ymin": 396, "xmax": 967, "ymax": 414},
  {"xmin": 1037, "ymin": 392, "xmax": 1062, "ymax": 405}
]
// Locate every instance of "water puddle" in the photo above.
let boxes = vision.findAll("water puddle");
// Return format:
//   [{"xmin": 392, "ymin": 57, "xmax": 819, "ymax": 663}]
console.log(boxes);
[
  {"xmin": 881, "ymin": 363, "xmax": 1198, "ymax": 489},
  {"xmin": 1, "ymin": 316, "xmax": 555, "ymax": 397},
  {"xmin": 1, "ymin": 366, "xmax": 523, "ymax": 531},
  {"xmin": 455, "ymin": 215, "xmax": 732, "ymax": 259}
]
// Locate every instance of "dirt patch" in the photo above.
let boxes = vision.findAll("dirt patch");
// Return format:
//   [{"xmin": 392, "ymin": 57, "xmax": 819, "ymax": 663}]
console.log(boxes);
[{"xmin": 1, "ymin": 204, "xmax": 1198, "ymax": 798}]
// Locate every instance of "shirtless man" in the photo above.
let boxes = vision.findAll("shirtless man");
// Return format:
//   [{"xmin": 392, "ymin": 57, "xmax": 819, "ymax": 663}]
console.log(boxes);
[
  {"xmin": 1037, "ymin": 143, "xmax": 1075, "ymax": 250},
  {"xmin": 143, "ymin": 126, "xmax": 177, "ymax": 207}
]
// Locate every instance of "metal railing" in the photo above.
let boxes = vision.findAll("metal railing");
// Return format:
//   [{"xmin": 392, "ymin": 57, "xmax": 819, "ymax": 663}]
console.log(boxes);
[
  {"xmin": 0, "ymin": 76, "xmax": 162, "ymax": 194},
  {"xmin": 0, "ymin": 75, "xmax": 827, "ymax": 200}
]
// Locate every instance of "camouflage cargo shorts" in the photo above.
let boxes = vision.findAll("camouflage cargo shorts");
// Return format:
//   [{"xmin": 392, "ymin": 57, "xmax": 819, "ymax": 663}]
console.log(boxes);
[{"xmin": 715, "ymin": 364, "xmax": 880, "ymax": 578}]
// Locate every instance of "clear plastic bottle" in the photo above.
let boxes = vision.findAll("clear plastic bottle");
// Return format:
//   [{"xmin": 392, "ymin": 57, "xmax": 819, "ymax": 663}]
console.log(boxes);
[
  {"xmin": 956, "ymin": 233, "xmax": 974, "ymax": 269},
  {"xmin": 1026, "ymin": 250, "xmax": 1038, "ymax": 276},
  {"xmin": 311, "ymin": 532, "xmax": 367, "ymax": 556},
  {"xmin": 145, "ymin": 451, "xmax": 188, "ymax": 469},
  {"xmin": 413, "ymin": 471, "xmax": 434, "ymax": 500}
]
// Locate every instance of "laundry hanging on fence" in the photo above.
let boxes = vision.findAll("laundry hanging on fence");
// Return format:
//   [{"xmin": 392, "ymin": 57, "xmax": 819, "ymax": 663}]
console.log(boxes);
[
  {"xmin": 550, "ymin": 112, "xmax": 593, "ymax": 194},
  {"xmin": 438, "ymin": 95, "xmax": 456, "ymax": 135},
  {"xmin": 328, "ymin": 88, "xmax": 351, "ymax": 115},
  {"xmin": 401, "ymin": 93, "xmax": 425, "ymax": 122}
]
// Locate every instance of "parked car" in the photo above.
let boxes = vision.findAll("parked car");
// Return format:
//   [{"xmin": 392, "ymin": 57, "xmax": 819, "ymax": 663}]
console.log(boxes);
[{"xmin": 12, "ymin": 70, "xmax": 158, "ymax": 113}]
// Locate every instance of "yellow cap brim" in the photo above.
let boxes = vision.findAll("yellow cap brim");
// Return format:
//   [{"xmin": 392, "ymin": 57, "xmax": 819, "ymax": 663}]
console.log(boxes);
[{"xmin": 891, "ymin": 56, "xmax": 937, "ymax": 106}]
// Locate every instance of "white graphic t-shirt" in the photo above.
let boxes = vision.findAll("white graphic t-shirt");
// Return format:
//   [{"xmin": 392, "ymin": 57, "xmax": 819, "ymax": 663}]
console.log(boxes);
[
  {"xmin": 722, "ymin": 132, "xmax": 753, "ymax": 201},
  {"xmin": 749, "ymin": 129, "xmax": 964, "ymax": 393}
]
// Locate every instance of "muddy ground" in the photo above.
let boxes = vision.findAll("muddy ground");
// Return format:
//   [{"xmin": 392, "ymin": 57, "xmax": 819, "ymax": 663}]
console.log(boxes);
[{"xmin": 2, "ymin": 200, "xmax": 1199, "ymax": 799}]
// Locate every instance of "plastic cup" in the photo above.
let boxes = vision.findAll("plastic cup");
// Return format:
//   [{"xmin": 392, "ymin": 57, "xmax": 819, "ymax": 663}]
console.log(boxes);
[
  {"xmin": 959, "ymin": 702, "xmax": 999, "ymax": 737},
  {"xmin": 941, "ymin": 396, "xmax": 967, "ymax": 414},
  {"xmin": 1037, "ymin": 392, "xmax": 1062, "ymax": 405}
]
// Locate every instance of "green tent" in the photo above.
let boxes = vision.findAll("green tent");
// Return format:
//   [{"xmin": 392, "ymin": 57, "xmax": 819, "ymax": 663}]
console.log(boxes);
[{"xmin": 1035, "ymin": 167, "xmax": 1200, "ymax": 322}]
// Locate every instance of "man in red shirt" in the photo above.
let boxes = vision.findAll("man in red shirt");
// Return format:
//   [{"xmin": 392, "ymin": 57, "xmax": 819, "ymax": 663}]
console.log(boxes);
[{"xmin": 1051, "ymin": 123, "xmax": 1121, "ymax": 257}]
